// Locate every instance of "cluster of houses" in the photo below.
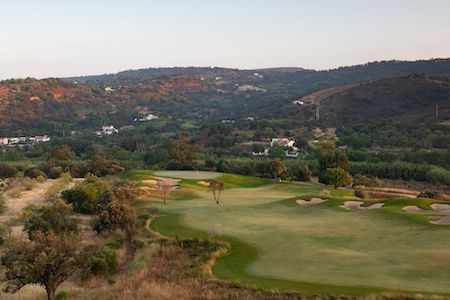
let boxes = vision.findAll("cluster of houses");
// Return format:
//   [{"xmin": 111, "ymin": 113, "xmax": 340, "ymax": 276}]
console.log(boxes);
[
  {"xmin": 252, "ymin": 138, "xmax": 299, "ymax": 158},
  {"xmin": 0, "ymin": 135, "xmax": 51, "ymax": 148}
]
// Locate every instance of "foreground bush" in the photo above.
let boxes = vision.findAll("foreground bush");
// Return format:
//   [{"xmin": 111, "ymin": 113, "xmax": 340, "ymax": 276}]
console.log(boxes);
[
  {"xmin": 62, "ymin": 174, "xmax": 108, "ymax": 213},
  {"xmin": 0, "ymin": 194, "xmax": 6, "ymax": 214},
  {"xmin": 90, "ymin": 245, "xmax": 119, "ymax": 276},
  {"xmin": 0, "ymin": 164, "xmax": 17, "ymax": 179},
  {"xmin": 24, "ymin": 168, "xmax": 47, "ymax": 179}
]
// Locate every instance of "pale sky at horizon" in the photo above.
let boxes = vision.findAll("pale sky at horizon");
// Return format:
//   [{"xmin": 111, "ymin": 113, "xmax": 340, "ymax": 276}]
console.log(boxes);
[{"xmin": 1, "ymin": 0, "xmax": 450, "ymax": 79}]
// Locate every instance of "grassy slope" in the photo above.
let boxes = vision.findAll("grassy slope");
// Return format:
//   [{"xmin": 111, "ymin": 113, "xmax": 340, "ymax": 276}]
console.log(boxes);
[{"xmin": 133, "ymin": 170, "xmax": 450, "ymax": 296}]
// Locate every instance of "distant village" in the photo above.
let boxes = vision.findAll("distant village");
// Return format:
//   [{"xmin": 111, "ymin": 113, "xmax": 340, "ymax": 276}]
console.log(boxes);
[
  {"xmin": 0, "ymin": 135, "xmax": 51, "ymax": 148},
  {"xmin": 95, "ymin": 113, "xmax": 159, "ymax": 137}
]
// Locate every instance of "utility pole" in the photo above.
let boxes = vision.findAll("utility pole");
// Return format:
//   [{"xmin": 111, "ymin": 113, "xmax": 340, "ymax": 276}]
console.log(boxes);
[
  {"xmin": 315, "ymin": 105, "xmax": 320, "ymax": 121},
  {"xmin": 436, "ymin": 104, "xmax": 439, "ymax": 118}
]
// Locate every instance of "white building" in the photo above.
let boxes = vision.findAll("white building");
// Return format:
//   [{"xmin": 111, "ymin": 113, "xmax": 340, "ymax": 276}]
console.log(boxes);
[
  {"xmin": 0, "ymin": 137, "xmax": 8, "ymax": 146},
  {"xmin": 221, "ymin": 119, "xmax": 235, "ymax": 124},
  {"xmin": 134, "ymin": 113, "xmax": 159, "ymax": 122},
  {"xmin": 252, "ymin": 149, "xmax": 269, "ymax": 157},
  {"xmin": 96, "ymin": 125, "xmax": 118, "ymax": 136},
  {"xmin": 8, "ymin": 137, "xmax": 20, "ymax": 144},
  {"xmin": 270, "ymin": 138, "xmax": 296, "ymax": 148},
  {"xmin": 34, "ymin": 135, "xmax": 51, "ymax": 143}
]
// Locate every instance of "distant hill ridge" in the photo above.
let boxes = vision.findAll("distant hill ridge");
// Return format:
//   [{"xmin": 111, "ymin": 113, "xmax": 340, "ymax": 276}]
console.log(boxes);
[{"xmin": 1, "ymin": 58, "xmax": 450, "ymax": 135}]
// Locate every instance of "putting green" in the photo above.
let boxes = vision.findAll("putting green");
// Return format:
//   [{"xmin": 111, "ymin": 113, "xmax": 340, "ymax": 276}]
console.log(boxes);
[
  {"xmin": 154, "ymin": 170, "xmax": 223, "ymax": 179},
  {"xmin": 134, "ymin": 171, "xmax": 450, "ymax": 296}
]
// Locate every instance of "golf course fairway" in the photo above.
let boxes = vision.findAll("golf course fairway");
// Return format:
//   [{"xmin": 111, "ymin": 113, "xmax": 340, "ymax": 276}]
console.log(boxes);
[{"xmin": 127, "ymin": 170, "xmax": 450, "ymax": 297}]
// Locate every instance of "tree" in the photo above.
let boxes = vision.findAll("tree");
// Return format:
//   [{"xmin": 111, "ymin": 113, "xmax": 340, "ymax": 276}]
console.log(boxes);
[
  {"xmin": 252, "ymin": 143, "xmax": 265, "ymax": 153},
  {"xmin": 270, "ymin": 159, "xmax": 287, "ymax": 180},
  {"xmin": 321, "ymin": 168, "xmax": 352, "ymax": 189},
  {"xmin": 1, "ymin": 230, "xmax": 91, "ymax": 300},
  {"xmin": 290, "ymin": 164, "xmax": 312, "ymax": 181},
  {"xmin": 155, "ymin": 180, "xmax": 171, "ymax": 204},
  {"xmin": 85, "ymin": 156, "xmax": 124, "ymax": 177},
  {"xmin": 168, "ymin": 134, "xmax": 201, "ymax": 169},
  {"xmin": 2, "ymin": 201, "xmax": 92, "ymax": 300},
  {"xmin": 208, "ymin": 180, "xmax": 225, "ymax": 204},
  {"xmin": 94, "ymin": 183, "xmax": 139, "ymax": 262},
  {"xmin": 47, "ymin": 145, "xmax": 75, "ymax": 166},
  {"xmin": 61, "ymin": 174, "xmax": 109, "ymax": 213},
  {"xmin": 22, "ymin": 200, "xmax": 79, "ymax": 240},
  {"xmin": 269, "ymin": 144, "xmax": 285, "ymax": 159},
  {"xmin": 336, "ymin": 149, "xmax": 349, "ymax": 171},
  {"xmin": 144, "ymin": 148, "xmax": 170, "ymax": 166},
  {"xmin": 317, "ymin": 142, "xmax": 336, "ymax": 173}
]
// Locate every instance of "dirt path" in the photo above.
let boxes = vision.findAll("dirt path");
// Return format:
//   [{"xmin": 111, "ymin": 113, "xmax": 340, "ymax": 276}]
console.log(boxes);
[{"xmin": 0, "ymin": 180, "xmax": 55, "ymax": 236}]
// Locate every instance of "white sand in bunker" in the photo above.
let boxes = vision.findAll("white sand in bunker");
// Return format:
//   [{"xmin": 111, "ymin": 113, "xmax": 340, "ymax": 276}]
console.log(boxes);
[
  {"xmin": 296, "ymin": 198, "xmax": 328, "ymax": 206},
  {"xmin": 403, "ymin": 204, "xmax": 450, "ymax": 225},
  {"xmin": 141, "ymin": 179, "xmax": 158, "ymax": 185},
  {"xmin": 198, "ymin": 180, "xmax": 210, "ymax": 186},
  {"xmin": 340, "ymin": 201, "xmax": 384, "ymax": 210}
]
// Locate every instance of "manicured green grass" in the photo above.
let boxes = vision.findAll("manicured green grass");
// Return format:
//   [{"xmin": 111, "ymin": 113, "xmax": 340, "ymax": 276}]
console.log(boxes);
[
  {"xmin": 138, "ymin": 170, "xmax": 450, "ymax": 296},
  {"xmin": 151, "ymin": 213, "xmax": 416, "ymax": 296}
]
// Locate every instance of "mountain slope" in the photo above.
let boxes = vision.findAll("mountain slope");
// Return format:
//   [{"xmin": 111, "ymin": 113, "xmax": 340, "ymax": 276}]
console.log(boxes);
[{"xmin": 317, "ymin": 74, "xmax": 450, "ymax": 125}]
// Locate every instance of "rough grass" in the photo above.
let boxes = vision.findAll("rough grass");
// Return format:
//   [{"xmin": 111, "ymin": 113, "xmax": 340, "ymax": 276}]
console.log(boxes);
[{"xmin": 140, "ymin": 171, "xmax": 450, "ymax": 296}]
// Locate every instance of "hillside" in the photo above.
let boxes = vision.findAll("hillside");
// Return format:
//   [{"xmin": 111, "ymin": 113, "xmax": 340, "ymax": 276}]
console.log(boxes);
[
  {"xmin": 317, "ymin": 75, "xmax": 450, "ymax": 125},
  {"xmin": 2, "ymin": 59, "xmax": 450, "ymax": 137},
  {"xmin": 305, "ymin": 75, "xmax": 450, "ymax": 148},
  {"xmin": 0, "ymin": 76, "xmax": 210, "ymax": 135}
]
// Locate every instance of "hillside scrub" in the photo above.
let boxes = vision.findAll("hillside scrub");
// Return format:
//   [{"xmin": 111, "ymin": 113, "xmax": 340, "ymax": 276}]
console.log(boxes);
[{"xmin": 350, "ymin": 161, "xmax": 450, "ymax": 185}]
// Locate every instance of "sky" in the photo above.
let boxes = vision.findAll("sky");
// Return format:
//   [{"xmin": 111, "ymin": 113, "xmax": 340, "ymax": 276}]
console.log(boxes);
[{"xmin": 1, "ymin": 0, "xmax": 450, "ymax": 79}]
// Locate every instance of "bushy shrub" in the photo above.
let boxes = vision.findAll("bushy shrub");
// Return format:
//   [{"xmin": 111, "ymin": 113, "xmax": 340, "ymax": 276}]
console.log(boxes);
[
  {"xmin": 354, "ymin": 189, "xmax": 367, "ymax": 199},
  {"xmin": 320, "ymin": 168, "xmax": 352, "ymax": 188},
  {"xmin": 105, "ymin": 238, "xmax": 123, "ymax": 250},
  {"xmin": 24, "ymin": 168, "xmax": 47, "ymax": 179},
  {"xmin": 48, "ymin": 166, "xmax": 63, "ymax": 179},
  {"xmin": 289, "ymin": 163, "xmax": 312, "ymax": 181},
  {"xmin": 0, "ymin": 193, "xmax": 6, "ymax": 214},
  {"xmin": 0, "ymin": 223, "xmax": 11, "ymax": 245},
  {"xmin": 21, "ymin": 177, "xmax": 36, "ymax": 191},
  {"xmin": 132, "ymin": 239, "xmax": 145, "ymax": 250},
  {"xmin": 91, "ymin": 246, "xmax": 119, "ymax": 276},
  {"xmin": 350, "ymin": 162, "xmax": 450, "ymax": 185},
  {"xmin": 55, "ymin": 291, "xmax": 69, "ymax": 300},
  {"xmin": 35, "ymin": 175, "xmax": 47, "ymax": 183},
  {"xmin": 62, "ymin": 174, "xmax": 108, "ymax": 213},
  {"xmin": 85, "ymin": 156, "xmax": 124, "ymax": 177},
  {"xmin": 353, "ymin": 174, "xmax": 384, "ymax": 187},
  {"xmin": 418, "ymin": 190, "xmax": 441, "ymax": 199},
  {"xmin": 0, "ymin": 164, "xmax": 17, "ymax": 178}
]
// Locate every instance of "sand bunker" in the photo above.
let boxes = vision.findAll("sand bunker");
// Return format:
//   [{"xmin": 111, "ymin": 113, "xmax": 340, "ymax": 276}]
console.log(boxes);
[
  {"xmin": 142, "ymin": 179, "xmax": 158, "ymax": 185},
  {"xmin": 340, "ymin": 201, "xmax": 384, "ymax": 210},
  {"xmin": 296, "ymin": 198, "xmax": 328, "ymax": 206},
  {"xmin": 198, "ymin": 180, "xmax": 210, "ymax": 186},
  {"xmin": 402, "ymin": 204, "xmax": 450, "ymax": 225},
  {"xmin": 140, "ymin": 177, "xmax": 181, "ymax": 191}
]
